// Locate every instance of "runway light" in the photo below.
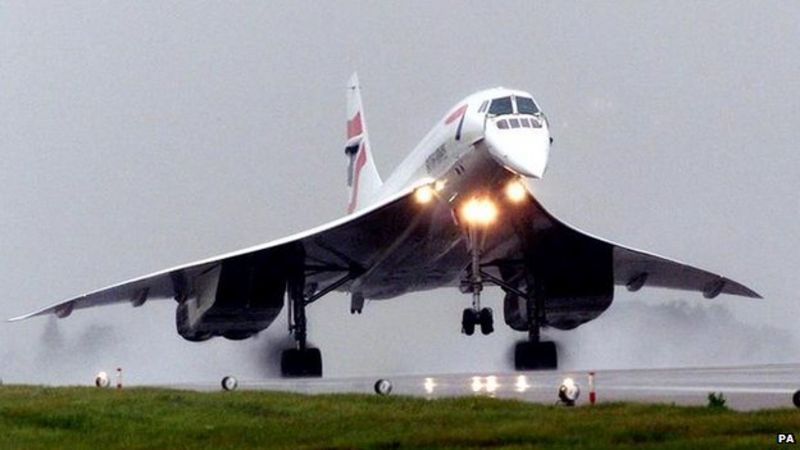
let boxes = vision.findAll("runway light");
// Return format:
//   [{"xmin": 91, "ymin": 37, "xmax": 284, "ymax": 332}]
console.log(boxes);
[
  {"xmin": 221, "ymin": 375, "xmax": 238, "ymax": 391},
  {"xmin": 461, "ymin": 198, "xmax": 498, "ymax": 225},
  {"xmin": 414, "ymin": 185, "xmax": 435, "ymax": 204},
  {"xmin": 558, "ymin": 377, "xmax": 580, "ymax": 406},
  {"xmin": 505, "ymin": 179, "xmax": 527, "ymax": 203},
  {"xmin": 374, "ymin": 379, "xmax": 393, "ymax": 396},
  {"xmin": 434, "ymin": 180, "xmax": 446, "ymax": 192},
  {"xmin": 423, "ymin": 377, "xmax": 437, "ymax": 394},
  {"xmin": 515, "ymin": 375, "xmax": 530, "ymax": 393},
  {"xmin": 95, "ymin": 371, "xmax": 110, "ymax": 388},
  {"xmin": 485, "ymin": 376, "xmax": 499, "ymax": 394}
]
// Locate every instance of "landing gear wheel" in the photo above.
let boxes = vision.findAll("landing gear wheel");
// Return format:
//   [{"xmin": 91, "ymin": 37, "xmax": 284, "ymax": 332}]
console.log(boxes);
[
  {"xmin": 281, "ymin": 348, "xmax": 323, "ymax": 377},
  {"xmin": 479, "ymin": 307, "xmax": 494, "ymax": 335},
  {"xmin": 461, "ymin": 309, "xmax": 478, "ymax": 335},
  {"xmin": 514, "ymin": 341, "xmax": 557, "ymax": 370}
]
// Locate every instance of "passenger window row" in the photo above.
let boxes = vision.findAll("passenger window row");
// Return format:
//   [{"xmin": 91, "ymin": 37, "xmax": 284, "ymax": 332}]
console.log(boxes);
[{"xmin": 496, "ymin": 117, "xmax": 542, "ymax": 130}]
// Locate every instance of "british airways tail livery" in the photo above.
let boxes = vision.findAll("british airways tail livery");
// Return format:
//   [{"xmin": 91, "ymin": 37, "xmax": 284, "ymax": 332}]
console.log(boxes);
[{"xmin": 11, "ymin": 73, "xmax": 760, "ymax": 376}]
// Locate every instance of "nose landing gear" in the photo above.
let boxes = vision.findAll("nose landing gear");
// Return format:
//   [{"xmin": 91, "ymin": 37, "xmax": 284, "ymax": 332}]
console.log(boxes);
[
  {"xmin": 460, "ymin": 222, "xmax": 494, "ymax": 336},
  {"xmin": 461, "ymin": 307, "xmax": 494, "ymax": 336}
]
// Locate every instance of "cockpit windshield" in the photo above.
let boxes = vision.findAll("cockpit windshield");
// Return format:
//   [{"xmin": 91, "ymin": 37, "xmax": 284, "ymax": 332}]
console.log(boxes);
[
  {"xmin": 487, "ymin": 97, "xmax": 513, "ymax": 115},
  {"xmin": 516, "ymin": 97, "xmax": 540, "ymax": 115},
  {"xmin": 487, "ymin": 95, "xmax": 541, "ymax": 116}
]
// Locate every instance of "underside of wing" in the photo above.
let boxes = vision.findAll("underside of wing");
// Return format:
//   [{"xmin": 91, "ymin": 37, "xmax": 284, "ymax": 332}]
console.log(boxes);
[
  {"xmin": 516, "ymin": 193, "xmax": 761, "ymax": 298},
  {"xmin": 524, "ymin": 195, "xmax": 761, "ymax": 299},
  {"xmin": 9, "ymin": 186, "xmax": 435, "ymax": 329},
  {"xmin": 612, "ymin": 245, "xmax": 760, "ymax": 298},
  {"xmin": 467, "ymin": 190, "xmax": 760, "ymax": 331}
]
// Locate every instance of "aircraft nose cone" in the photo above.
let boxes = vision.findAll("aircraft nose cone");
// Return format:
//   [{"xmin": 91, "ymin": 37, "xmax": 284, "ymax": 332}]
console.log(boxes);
[{"xmin": 485, "ymin": 120, "xmax": 550, "ymax": 179}]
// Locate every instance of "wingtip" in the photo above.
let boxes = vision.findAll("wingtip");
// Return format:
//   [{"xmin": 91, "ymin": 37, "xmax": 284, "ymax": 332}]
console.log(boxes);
[{"xmin": 739, "ymin": 283, "xmax": 763, "ymax": 299}]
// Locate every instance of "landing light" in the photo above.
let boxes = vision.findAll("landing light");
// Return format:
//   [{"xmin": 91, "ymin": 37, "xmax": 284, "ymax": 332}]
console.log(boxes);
[
  {"xmin": 461, "ymin": 198, "xmax": 498, "ymax": 225},
  {"xmin": 505, "ymin": 179, "xmax": 527, "ymax": 203},
  {"xmin": 414, "ymin": 185, "xmax": 435, "ymax": 204}
]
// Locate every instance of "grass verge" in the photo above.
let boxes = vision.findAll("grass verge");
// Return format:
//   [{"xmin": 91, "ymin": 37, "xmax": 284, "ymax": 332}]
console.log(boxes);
[{"xmin": 0, "ymin": 385, "xmax": 797, "ymax": 449}]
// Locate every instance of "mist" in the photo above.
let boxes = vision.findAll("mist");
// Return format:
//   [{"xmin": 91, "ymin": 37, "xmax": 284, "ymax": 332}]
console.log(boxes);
[{"xmin": 2, "ymin": 1, "xmax": 798, "ymax": 384}]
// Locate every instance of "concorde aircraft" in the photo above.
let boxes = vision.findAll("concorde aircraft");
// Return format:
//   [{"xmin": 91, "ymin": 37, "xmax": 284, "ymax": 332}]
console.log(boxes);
[{"xmin": 11, "ymin": 73, "xmax": 760, "ymax": 376}]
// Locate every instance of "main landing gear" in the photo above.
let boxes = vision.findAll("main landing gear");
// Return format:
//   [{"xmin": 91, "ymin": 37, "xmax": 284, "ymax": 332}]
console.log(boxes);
[
  {"xmin": 473, "ymin": 267, "xmax": 558, "ymax": 370},
  {"xmin": 282, "ymin": 281, "xmax": 322, "ymax": 377},
  {"xmin": 280, "ymin": 270, "xmax": 359, "ymax": 378},
  {"xmin": 514, "ymin": 279, "xmax": 557, "ymax": 370},
  {"xmin": 514, "ymin": 283, "xmax": 558, "ymax": 370}
]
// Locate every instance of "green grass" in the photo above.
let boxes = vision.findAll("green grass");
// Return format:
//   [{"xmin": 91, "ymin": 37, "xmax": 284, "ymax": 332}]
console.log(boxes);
[{"xmin": 0, "ymin": 386, "xmax": 797, "ymax": 449}]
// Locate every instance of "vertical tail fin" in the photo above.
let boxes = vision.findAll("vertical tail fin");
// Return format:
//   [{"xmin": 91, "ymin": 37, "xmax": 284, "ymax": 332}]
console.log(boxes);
[{"xmin": 345, "ymin": 72, "xmax": 383, "ymax": 213}]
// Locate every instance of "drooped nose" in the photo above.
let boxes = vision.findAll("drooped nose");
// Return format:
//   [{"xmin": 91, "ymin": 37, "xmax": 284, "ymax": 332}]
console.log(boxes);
[{"xmin": 485, "ymin": 118, "xmax": 550, "ymax": 178}]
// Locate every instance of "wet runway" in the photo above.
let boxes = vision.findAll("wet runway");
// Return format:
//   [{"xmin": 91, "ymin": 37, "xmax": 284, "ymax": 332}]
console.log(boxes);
[{"xmin": 171, "ymin": 363, "xmax": 800, "ymax": 411}]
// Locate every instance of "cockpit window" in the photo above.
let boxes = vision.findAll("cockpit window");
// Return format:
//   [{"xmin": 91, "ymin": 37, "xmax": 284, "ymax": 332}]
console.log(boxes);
[
  {"xmin": 516, "ymin": 97, "xmax": 540, "ymax": 115},
  {"xmin": 488, "ymin": 97, "xmax": 513, "ymax": 115}
]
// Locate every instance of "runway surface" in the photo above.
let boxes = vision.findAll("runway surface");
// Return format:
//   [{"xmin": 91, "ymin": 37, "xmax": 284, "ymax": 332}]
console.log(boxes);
[{"xmin": 170, "ymin": 363, "xmax": 800, "ymax": 411}]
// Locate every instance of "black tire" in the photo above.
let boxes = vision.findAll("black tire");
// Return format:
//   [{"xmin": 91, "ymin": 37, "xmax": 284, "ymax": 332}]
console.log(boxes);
[
  {"xmin": 281, "ymin": 348, "xmax": 323, "ymax": 378},
  {"xmin": 303, "ymin": 348, "xmax": 323, "ymax": 377},
  {"xmin": 462, "ymin": 309, "xmax": 477, "ymax": 336},
  {"xmin": 479, "ymin": 308, "xmax": 494, "ymax": 335},
  {"xmin": 514, "ymin": 341, "xmax": 557, "ymax": 370},
  {"xmin": 793, "ymin": 390, "xmax": 800, "ymax": 408}
]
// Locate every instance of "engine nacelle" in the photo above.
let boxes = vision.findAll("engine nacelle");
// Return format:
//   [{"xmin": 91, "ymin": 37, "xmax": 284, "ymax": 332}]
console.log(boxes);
[
  {"xmin": 503, "ymin": 233, "xmax": 614, "ymax": 331},
  {"xmin": 176, "ymin": 252, "xmax": 288, "ymax": 341}
]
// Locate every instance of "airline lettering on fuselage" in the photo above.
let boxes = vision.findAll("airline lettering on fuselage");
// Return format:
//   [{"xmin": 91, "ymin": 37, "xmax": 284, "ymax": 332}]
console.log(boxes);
[{"xmin": 425, "ymin": 144, "xmax": 448, "ymax": 175}]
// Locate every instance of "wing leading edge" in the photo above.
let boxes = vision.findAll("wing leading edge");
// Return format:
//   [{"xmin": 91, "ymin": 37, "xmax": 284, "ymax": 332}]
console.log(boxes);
[
  {"xmin": 10, "ymin": 184, "xmax": 760, "ymax": 324},
  {"xmin": 9, "ymin": 186, "xmax": 423, "ymax": 322},
  {"xmin": 525, "ymin": 194, "xmax": 761, "ymax": 299}
]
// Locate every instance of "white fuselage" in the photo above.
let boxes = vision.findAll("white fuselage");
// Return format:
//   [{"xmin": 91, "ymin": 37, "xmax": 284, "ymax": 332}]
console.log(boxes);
[{"xmin": 376, "ymin": 88, "xmax": 551, "ymax": 203}]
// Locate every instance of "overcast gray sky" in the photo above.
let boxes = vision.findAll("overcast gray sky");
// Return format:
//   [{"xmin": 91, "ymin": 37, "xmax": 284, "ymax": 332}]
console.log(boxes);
[{"xmin": 1, "ymin": 1, "xmax": 798, "ymax": 384}]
